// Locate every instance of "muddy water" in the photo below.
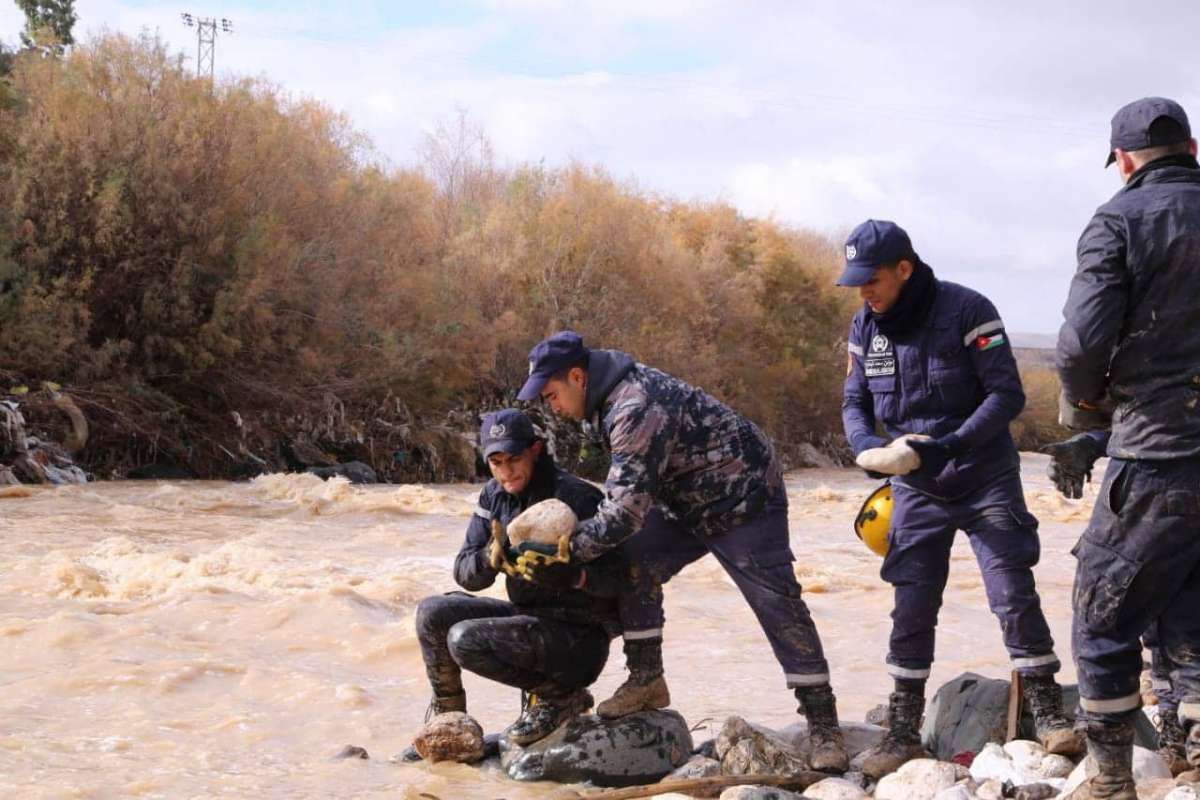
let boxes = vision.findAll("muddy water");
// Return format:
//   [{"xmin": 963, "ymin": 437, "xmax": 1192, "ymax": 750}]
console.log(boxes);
[{"xmin": 0, "ymin": 455, "xmax": 1099, "ymax": 799}]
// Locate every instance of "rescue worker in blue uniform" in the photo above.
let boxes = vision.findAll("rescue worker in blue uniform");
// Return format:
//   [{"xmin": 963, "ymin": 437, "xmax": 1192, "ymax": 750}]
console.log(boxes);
[
  {"xmin": 408, "ymin": 409, "xmax": 626, "ymax": 754},
  {"xmin": 1043, "ymin": 429, "xmax": 1189, "ymax": 775},
  {"xmin": 839, "ymin": 219, "xmax": 1081, "ymax": 779},
  {"xmin": 516, "ymin": 331, "xmax": 849, "ymax": 773},
  {"xmin": 1054, "ymin": 96, "xmax": 1200, "ymax": 798}
]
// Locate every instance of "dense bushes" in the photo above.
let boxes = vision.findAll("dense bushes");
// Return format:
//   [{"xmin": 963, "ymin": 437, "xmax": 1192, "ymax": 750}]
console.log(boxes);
[{"xmin": 0, "ymin": 33, "xmax": 867, "ymax": 478}]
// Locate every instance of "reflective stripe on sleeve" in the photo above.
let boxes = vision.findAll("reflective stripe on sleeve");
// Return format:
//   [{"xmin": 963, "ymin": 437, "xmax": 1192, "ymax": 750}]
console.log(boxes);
[
  {"xmin": 1179, "ymin": 702, "xmax": 1200, "ymax": 724},
  {"xmin": 1152, "ymin": 678, "xmax": 1172, "ymax": 693},
  {"xmin": 963, "ymin": 319, "xmax": 1005, "ymax": 347},
  {"xmin": 473, "ymin": 505, "xmax": 492, "ymax": 520},
  {"xmin": 848, "ymin": 342, "xmax": 864, "ymax": 357}
]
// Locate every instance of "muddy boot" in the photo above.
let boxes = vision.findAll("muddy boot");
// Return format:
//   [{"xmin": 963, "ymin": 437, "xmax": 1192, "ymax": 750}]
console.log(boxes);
[
  {"xmin": 795, "ymin": 684, "xmax": 849, "ymax": 773},
  {"xmin": 1178, "ymin": 719, "xmax": 1200, "ymax": 784},
  {"xmin": 505, "ymin": 687, "xmax": 593, "ymax": 746},
  {"xmin": 399, "ymin": 691, "xmax": 467, "ymax": 762},
  {"xmin": 1067, "ymin": 719, "xmax": 1136, "ymax": 800},
  {"xmin": 596, "ymin": 639, "xmax": 670, "ymax": 719},
  {"xmin": 862, "ymin": 691, "xmax": 929, "ymax": 780},
  {"xmin": 1156, "ymin": 708, "xmax": 1189, "ymax": 777},
  {"xmin": 1023, "ymin": 674, "xmax": 1085, "ymax": 756}
]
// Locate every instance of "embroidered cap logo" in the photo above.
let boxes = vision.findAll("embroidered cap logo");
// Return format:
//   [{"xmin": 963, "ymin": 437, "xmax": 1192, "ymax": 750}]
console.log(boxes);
[
  {"xmin": 846, "ymin": 244, "xmax": 857, "ymax": 260},
  {"xmin": 489, "ymin": 424, "xmax": 507, "ymax": 439}
]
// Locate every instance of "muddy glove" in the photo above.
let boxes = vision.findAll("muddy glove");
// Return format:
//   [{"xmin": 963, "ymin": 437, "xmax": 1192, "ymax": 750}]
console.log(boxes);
[
  {"xmin": 1058, "ymin": 390, "xmax": 1114, "ymax": 430},
  {"xmin": 1040, "ymin": 433, "xmax": 1106, "ymax": 499},
  {"xmin": 906, "ymin": 434, "xmax": 966, "ymax": 477},
  {"xmin": 488, "ymin": 520, "xmax": 521, "ymax": 578},
  {"xmin": 513, "ymin": 535, "xmax": 571, "ymax": 571},
  {"xmin": 520, "ymin": 558, "xmax": 587, "ymax": 590},
  {"xmin": 855, "ymin": 434, "xmax": 931, "ymax": 477}
]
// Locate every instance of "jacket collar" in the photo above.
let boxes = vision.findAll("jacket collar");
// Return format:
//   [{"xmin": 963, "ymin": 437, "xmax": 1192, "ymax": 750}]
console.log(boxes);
[{"xmin": 583, "ymin": 350, "xmax": 636, "ymax": 419}]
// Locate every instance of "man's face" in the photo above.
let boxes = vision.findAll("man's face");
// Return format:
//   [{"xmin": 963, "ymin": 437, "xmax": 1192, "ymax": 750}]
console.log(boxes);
[
  {"xmin": 857, "ymin": 261, "xmax": 912, "ymax": 313},
  {"xmin": 487, "ymin": 440, "xmax": 542, "ymax": 495},
  {"xmin": 539, "ymin": 368, "xmax": 587, "ymax": 420}
]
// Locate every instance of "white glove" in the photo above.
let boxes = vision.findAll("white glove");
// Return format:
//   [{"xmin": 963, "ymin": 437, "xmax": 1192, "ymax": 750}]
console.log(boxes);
[{"xmin": 855, "ymin": 434, "xmax": 933, "ymax": 476}]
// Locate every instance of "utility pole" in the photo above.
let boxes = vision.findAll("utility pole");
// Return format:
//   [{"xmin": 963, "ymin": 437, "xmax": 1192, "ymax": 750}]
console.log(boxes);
[{"xmin": 180, "ymin": 13, "xmax": 233, "ymax": 80}]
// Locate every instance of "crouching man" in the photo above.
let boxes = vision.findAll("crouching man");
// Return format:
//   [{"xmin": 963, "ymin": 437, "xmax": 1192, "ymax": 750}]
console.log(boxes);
[{"xmin": 410, "ymin": 409, "xmax": 625, "ymax": 751}]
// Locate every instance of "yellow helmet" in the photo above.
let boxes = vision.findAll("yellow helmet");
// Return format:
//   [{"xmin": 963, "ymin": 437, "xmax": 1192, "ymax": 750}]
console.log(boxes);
[{"xmin": 855, "ymin": 483, "xmax": 892, "ymax": 557}]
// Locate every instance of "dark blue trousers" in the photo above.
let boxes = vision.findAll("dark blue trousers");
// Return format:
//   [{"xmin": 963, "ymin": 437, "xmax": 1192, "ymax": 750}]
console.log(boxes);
[
  {"xmin": 883, "ymin": 472, "xmax": 1059, "ymax": 680},
  {"xmin": 1072, "ymin": 458, "xmax": 1200, "ymax": 724},
  {"xmin": 616, "ymin": 495, "xmax": 831, "ymax": 688}
]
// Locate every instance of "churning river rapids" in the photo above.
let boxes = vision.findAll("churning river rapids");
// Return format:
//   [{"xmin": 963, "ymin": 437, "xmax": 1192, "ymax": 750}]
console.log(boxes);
[{"xmin": 0, "ymin": 454, "xmax": 1100, "ymax": 799}]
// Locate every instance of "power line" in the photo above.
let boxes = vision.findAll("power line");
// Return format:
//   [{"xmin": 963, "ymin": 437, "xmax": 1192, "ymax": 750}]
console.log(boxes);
[{"xmin": 181, "ymin": 13, "xmax": 234, "ymax": 80}]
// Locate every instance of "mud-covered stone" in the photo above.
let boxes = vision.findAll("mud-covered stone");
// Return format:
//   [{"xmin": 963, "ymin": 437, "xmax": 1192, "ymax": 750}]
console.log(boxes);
[
  {"xmin": 307, "ymin": 461, "xmax": 377, "ymax": 484},
  {"xmin": 334, "ymin": 744, "xmax": 369, "ymax": 760},
  {"xmin": 664, "ymin": 755, "xmax": 722, "ymax": 797},
  {"xmin": 716, "ymin": 716, "xmax": 808, "ymax": 776},
  {"xmin": 501, "ymin": 709, "xmax": 692, "ymax": 787},
  {"xmin": 508, "ymin": 498, "xmax": 577, "ymax": 546},
  {"xmin": 412, "ymin": 711, "xmax": 485, "ymax": 764}
]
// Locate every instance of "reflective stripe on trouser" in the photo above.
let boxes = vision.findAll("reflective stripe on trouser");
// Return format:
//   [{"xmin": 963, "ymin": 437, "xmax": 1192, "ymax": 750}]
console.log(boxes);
[
  {"xmin": 623, "ymin": 628, "xmax": 663, "ymax": 641},
  {"xmin": 888, "ymin": 664, "xmax": 931, "ymax": 680},
  {"xmin": 883, "ymin": 475, "xmax": 1057, "ymax": 674},
  {"xmin": 617, "ymin": 498, "xmax": 831, "ymax": 686},
  {"xmin": 1072, "ymin": 459, "xmax": 1200, "ymax": 722}
]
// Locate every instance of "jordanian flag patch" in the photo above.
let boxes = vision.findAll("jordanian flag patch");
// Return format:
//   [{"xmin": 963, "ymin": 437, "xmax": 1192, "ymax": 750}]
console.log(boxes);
[{"xmin": 976, "ymin": 333, "xmax": 1005, "ymax": 351}]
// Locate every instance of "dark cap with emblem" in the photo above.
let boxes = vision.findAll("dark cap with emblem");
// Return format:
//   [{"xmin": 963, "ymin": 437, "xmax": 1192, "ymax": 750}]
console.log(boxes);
[
  {"xmin": 517, "ymin": 330, "xmax": 589, "ymax": 402},
  {"xmin": 1106, "ymin": 97, "xmax": 1192, "ymax": 167},
  {"xmin": 836, "ymin": 219, "xmax": 917, "ymax": 287},
  {"xmin": 480, "ymin": 408, "xmax": 539, "ymax": 458}
]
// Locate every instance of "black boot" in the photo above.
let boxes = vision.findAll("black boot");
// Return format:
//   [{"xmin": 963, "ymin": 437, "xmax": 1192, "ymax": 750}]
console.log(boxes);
[
  {"xmin": 795, "ymin": 684, "xmax": 849, "ymax": 773},
  {"xmin": 1067, "ymin": 718, "xmax": 1136, "ymax": 800},
  {"xmin": 505, "ymin": 686, "xmax": 593, "ymax": 746},
  {"xmin": 1178, "ymin": 718, "xmax": 1200, "ymax": 784},
  {"xmin": 399, "ymin": 691, "xmax": 468, "ymax": 762},
  {"xmin": 596, "ymin": 639, "xmax": 670, "ymax": 719},
  {"xmin": 862, "ymin": 692, "xmax": 928, "ymax": 780},
  {"xmin": 1023, "ymin": 674, "xmax": 1085, "ymax": 756},
  {"xmin": 1156, "ymin": 708, "xmax": 1189, "ymax": 776}
]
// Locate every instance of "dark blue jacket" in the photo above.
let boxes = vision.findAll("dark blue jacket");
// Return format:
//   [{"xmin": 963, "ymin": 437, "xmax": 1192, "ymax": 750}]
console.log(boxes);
[
  {"xmin": 842, "ymin": 279, "xmax": 1025, "ymax": 500},
  {"xmin": 454, "ymin": 452, "xmax": 623, "ymax": 630},
  {"xmin": 1057, "ymin": 159, "xmax": 1200, "ymax": 460}
]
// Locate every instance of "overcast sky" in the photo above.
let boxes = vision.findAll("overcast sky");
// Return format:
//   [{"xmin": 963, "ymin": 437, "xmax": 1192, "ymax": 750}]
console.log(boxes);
[{"xmin": 4, "ymin": 0, "xmax": 1199, "ymax": 333}]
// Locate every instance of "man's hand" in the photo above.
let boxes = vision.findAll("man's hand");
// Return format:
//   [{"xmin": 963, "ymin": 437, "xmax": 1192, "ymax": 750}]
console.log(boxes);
[
  {"xmin": 519, "ymin": 559, "xmax": 587, "ymax": 590},
  {"xmin": 907, "ymin": 434, "xmax": 967, "ymax": 477},
  {"xmin": 1040, "ymin": 434, "xmax": 1105, "ymax": 499}
]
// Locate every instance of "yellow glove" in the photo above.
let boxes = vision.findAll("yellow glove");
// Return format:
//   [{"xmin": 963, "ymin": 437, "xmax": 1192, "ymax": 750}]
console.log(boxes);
[
  {"xmin": 513, "ymin": 534, "xmax": 572, "ymax": 577},
  {"xmin": 488, "ymin": 520, "xmax": 521, "ymax": 578}
]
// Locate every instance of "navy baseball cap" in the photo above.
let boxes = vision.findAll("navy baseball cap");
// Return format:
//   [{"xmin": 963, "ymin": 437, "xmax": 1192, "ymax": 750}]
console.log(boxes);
[
  {"xmin": 480, "ymin": 409, "xmax": 538, "ymax": 458},
  {"xmin": 1106, "ymin": 97, "xmax": 1191, "ymax": 167},
  {"xmin": 517, "ymin": 331, "xmax": 589, "ymax": 402},
  {"xmin": 836, "ymin": 220, "xmax": 916, "ymax": 287}
]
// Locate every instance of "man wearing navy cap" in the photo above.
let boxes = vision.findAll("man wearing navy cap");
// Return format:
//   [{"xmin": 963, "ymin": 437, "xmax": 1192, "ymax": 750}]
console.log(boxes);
[
  {"xmin": 407, "ymin": 408, "xmax": 627, "ymax": 753},
  {"xmin": 517, "ymin": 331, "xmax": 849, "ymax": 773},
  {"xmin": 1054, "ymin": 96, "xmax": 1200, "ymax": 798},
  {"xmin": 839, "ymin": 219, "xmax": 1080, "ymax": 779}
]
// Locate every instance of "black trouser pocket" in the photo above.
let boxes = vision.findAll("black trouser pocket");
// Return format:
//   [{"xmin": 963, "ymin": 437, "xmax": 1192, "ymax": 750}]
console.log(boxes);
[{"xmin": 1072, "ymin": 537, "xmax": 1142, "ymax": 633}]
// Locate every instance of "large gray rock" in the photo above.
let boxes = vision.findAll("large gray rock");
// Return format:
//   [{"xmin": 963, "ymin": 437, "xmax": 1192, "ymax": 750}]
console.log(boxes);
[
  {"xmin": 501, "ymin": 710, "xmax": 692, "ymax": 787},
  {"xmin": 412, "ymin": 712, "xmax": 485, "ymax": 763},
  {"xmin": 922, "ymin": 673, "xmax": 1155, "ymax": 761},
  {"xmin": 716, "ymin": 716, "xmax": 808, "ymax": 776}
]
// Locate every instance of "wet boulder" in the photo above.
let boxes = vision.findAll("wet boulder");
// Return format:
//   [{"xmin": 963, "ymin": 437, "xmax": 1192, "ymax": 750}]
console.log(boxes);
[
  {"xmin": 412, "ymin": 711, "xmax": 485, "ymax": 764},
  {"xmin": 306, "ymin": 461, "xmax": 378, "ymax": 484},
  {"xmin": 501, "ymin": 710, "xmax": 692, "ymax": 787}
]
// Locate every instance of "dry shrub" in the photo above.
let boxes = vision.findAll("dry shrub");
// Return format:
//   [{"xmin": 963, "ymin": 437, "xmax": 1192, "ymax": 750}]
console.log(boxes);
[{"xmin": 0, "ymin": 32, "xmax": 860, "ymax": 478}]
